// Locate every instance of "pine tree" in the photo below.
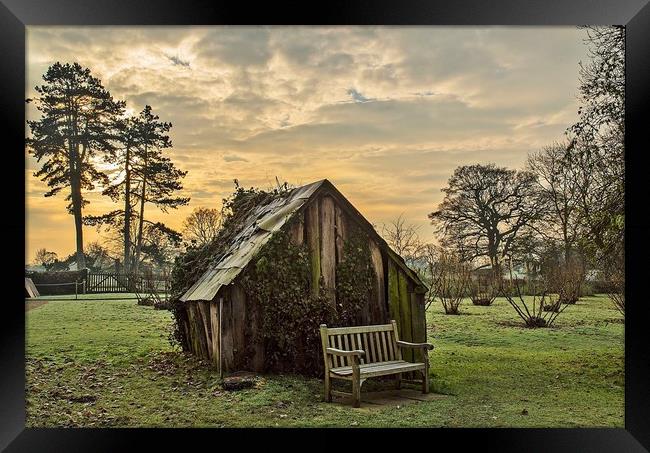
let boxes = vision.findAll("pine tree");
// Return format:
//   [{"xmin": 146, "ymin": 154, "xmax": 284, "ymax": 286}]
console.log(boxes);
[
  {"xmin": 27, "ymin": 62, "xmax": 125, "ymax": 269},
  {"xmin": 101, "ymin": 115, "xmax": 143, "ymax": 273},
  {"xmin": 131, "ymin": 106, "xmax": 189, "ymax": 273}
]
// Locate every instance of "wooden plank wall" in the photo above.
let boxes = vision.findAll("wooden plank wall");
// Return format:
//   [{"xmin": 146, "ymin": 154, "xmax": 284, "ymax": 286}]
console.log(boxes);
[
  {"xmin": 182, "ymin": 191, "xmax": 427, "ymax": 374},
  {"xmin": 231, "ymin": 285, "xmax": 247, "ymax": 370},
  {"xmin": 305, "ymin": 202, "xmax": 321, "ymax": 297},
  {"xmin": 368, "ymin": 239, "xmax": 388, "ymax": 324},
  {"xmin": 320, "ymin": 196, "xmax": 337, "ymax": 306},
  {"xmin": 220, "ymin": 289, "xmax": 235, "ymax": 371},
  {"xmin": 387, "ymin": 259, "xmax": 426, "ymax": 363}
]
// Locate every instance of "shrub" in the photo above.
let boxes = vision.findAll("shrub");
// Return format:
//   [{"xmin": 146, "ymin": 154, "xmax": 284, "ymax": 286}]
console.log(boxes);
[
  {"xmin": 470, "ymin": 272, "xmax": 498, "ymax": 306},
  {"xmin": 606, "ymin": 266, "xmax": 624, "ymax": 316},
  {"xmin": 501, "ymin": 267, "xmax": 567, "ymax": 328},
  {"xmin": 428, "ymin": 248, "xmax": 471, "ymax": 315}
]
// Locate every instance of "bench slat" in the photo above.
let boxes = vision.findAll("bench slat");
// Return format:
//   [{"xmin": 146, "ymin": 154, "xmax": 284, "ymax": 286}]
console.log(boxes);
[
  {"xmin": 330, "ymin": 360, "xmax": 425, "ymax": 378},
  {"xmin": 326, "ymin": 324, "xmax": 394, "ymax": 335},
  {"xmin": 356, "ymin": 333, "xmax": 364, "ymax": 364},
  {"xmin": 372, "ymin": 331, "xmax": 380, "ymax": 362},
  {"xmin": 386, "ymin": 330, "xmax": 395, "ymax": 360},
  {"xmin": 380, "ymin": 331, "xmax": 388, "ymax": 362}
]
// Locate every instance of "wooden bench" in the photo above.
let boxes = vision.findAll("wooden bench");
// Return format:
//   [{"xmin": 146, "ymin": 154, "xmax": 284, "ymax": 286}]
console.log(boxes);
[{"xmin": 320, "ymin": 320, "xmax": 434, "ymax": 407}]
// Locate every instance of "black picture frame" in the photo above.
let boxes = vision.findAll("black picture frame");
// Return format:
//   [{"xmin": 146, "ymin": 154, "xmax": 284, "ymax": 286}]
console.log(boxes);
[{"xmin": 2, "ymin": 0, "xmax": 649, "ymax": 450}]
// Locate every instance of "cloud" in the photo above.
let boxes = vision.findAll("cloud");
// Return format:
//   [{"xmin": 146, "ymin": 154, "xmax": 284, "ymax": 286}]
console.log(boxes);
[
  {"xmin": 195, "ymin": 27, "xmax": 272, "ymax": 67},
  {"xmin": 25, "ymin": 25, "xmax": 591, "ymax": 259},
  {"xmin": 223, "ymin": 154, "xmax": 249, "ymax": 163},
  {"xmin": 347, "ymin": 88, "xmax": 373, "ymax": 103},
  {"xmin": 167, "ymin": 54, "xmax": 190, "ymax": 68}
]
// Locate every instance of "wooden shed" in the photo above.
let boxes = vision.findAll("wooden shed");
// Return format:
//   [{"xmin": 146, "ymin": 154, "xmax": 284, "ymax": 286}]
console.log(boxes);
[{"xmin": 178, "ymin": 179, "xmax": 428, "ymax": 374}]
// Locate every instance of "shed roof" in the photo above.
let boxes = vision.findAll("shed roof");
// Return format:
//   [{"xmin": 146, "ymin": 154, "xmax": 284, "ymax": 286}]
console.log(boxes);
[{"xmin": 180, "ymin": 179, "xmax": 426, "ymax": 302}]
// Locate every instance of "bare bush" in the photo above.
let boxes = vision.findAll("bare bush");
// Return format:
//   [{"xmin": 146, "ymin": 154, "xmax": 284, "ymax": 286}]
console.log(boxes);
[
  {"xmin": 553, "ymin": 259, "xmax": 585, "ymax": 304},
  {"xmin": 470, "ymin": 270, "xmax": 499, "ymax": 306},
  {"xmin": 606, "ymin": 265, "xmax": 624, "ymax": 316},
  {"xmin": 427, "ymin": 247, "xmax": 471, "ymax": 315},
  {"xmin": 501, "ymin": 264, "xmax": 567, "ymax": 328},
  {"xmin": 382, "ymin": 214, "xmax": 425, "ymax": 266},
  {"xmin": 135, "ymin": 268, "xmax": 171, "ymax": 309}
]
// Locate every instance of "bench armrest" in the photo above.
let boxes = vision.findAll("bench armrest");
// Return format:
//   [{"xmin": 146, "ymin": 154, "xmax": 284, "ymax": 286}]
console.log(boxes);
[
  {"xmin": 396, "ymin": 340, "xmax": 434, "ymax": 351},
  {"xmin": 326, "ymin": 347, "xmax": 365, "ymax": 358}
]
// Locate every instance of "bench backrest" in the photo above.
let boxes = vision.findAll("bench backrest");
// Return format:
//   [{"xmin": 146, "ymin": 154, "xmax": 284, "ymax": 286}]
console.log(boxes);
[{"xmin": 320, "ymin": 321, "xmax": 402, "ymax": 368}]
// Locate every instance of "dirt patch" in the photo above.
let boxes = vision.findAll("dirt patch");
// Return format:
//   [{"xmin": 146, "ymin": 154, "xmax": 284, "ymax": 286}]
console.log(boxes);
[
  {"xmin": 26, "ymin": 300, "xmax": 48, "ymax": 311},
  {"xmin": 331, "ymin": 388, "xmax": 448, "ymax": 410}
]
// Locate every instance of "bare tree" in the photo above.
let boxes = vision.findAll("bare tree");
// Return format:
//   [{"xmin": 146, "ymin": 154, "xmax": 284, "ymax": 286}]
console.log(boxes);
[
  {"xmin": 34, "ymin": 248, "xmax": 58, "ymax": 268},
  {"xmin": 182, "ymin": 207, "xmax": 223, "ymax": 247},
  {"xmin": 381, "ymin": 214, "xmax": 425, "ymax": 265},
  {"xmin": 527, "ymin": 143, "xmax": 583, "ymax": 265},
  {"xmin": 426, "ymin": 247, "xmax": 471, "ymax": 315},
  {"xmin": 86, "ymin": 241, "xmax": 114, "ymax": 270},
  {"xmin": 429, "ymin": 164, "xmax": 544, "ymax": 277}
]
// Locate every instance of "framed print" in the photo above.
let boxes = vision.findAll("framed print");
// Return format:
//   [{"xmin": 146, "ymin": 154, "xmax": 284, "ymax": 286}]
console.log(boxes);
[{"xmin": 2, "ymin": 0, "xmax": 649, "ymax": 450}]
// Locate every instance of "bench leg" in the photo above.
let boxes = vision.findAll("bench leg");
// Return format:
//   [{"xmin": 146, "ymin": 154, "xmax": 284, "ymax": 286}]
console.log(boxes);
[
  {"xmin": 422, "ymin": 350, "xmax": 430, "ymax": 394},
  {"xmin": 352, "ymin": 377, "xmax": 361, "ymax": 408},
  {"xmin": 395, "ymin": 373, "xmax": 402, "ymax": 390},
  {"xmin": 351, "ymin": 378, "xmax": 366, "ymax": 408},
  {"xmin": 324, "ymin": 374, "xmax": 332, "ymax": 402}
]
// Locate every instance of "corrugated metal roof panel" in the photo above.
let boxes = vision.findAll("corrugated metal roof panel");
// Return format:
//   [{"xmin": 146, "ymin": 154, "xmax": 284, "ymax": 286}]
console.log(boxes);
[{"xmin": 179, "ymin": 180, "xmax": 325, "ymax": 302}]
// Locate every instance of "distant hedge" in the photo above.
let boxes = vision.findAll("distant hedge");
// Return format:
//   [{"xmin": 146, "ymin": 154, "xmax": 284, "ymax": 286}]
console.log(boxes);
[{"xmin": 25, "ymin": 269, "xmax": 88, "ymax": 295}]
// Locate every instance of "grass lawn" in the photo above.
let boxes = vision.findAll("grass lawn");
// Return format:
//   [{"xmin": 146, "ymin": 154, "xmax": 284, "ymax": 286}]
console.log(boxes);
[{"xmin": 25, "ymin": 293, "xmax": 624, "ymax": 427}]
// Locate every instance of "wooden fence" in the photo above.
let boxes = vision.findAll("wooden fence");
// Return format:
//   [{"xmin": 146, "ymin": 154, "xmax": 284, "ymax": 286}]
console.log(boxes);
[{"xmin": 85, "ymin": 272, "xmax": 133, "ymax": 293}]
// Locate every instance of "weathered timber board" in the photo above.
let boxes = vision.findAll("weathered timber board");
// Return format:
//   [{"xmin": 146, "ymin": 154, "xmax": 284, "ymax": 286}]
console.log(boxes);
[
  {"xmin": 305, "ymin": 201, "xmax": 321, "ymax": 297},
  {"xmin": 197, "ymin": 300, "xmax": 212, "ymax": 361},
  {"xmin": 209, "ymin": 301, "xmax": 220, "ymax": 370},
  {"xmin": 369, "ymin": 238, "xmax": 387, "ymax": 324},
  {"xmin": 231, "ymin": 284, "xmax": 247, "ymax": 369},
  {"xmin": 248, "ymin": 296, "xmax": 265, "ymax": 372},
  {"xmin": 289, "ymin": 215, "xmax": 304, "ymax": 245},
  {"xmin": 388, "ymin": 261, "xmax": 401, "ymax": 328},
  {"xmin": 320, "ymin": 196, "xmax": 337, "ymax": 305},
  {"xmin": 398, "ymin": 270, "xmax": 413, "ymax": 363},
  {"xmin": 334, "ymin": 205, "xmax": 347, "ymax": 264},
  {"xmin": 221, "ymin": 291, "xmax": 235, "ymax": 371}
]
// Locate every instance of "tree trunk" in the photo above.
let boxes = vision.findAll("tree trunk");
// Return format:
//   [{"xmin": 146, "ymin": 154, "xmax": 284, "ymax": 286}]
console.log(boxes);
[
  {"xmin": 69, "ymin": 134, "xmax": 85, "ymax": 270},
  {"xmin": 71, "ymin": 171, "xmax": 86, "ymax": 270},
  {"xmin": 563, "ymin": 222, "xmax": 570, "ymax": 265},
  {"xmin": 123, "ymin": 144, "xmax": 132, "ymax": 275},
  {"xmin": 133, "ymin": 144, "xmax": 147, "ymax": 275}
]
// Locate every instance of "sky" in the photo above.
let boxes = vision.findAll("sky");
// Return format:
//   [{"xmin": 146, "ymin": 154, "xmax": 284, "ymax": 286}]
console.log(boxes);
[{"xmin": 25, "ymin": 26, "xmax": 590, "ymax": 262}]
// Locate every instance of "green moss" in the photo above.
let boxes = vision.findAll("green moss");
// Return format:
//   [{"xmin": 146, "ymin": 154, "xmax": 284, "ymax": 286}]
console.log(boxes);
[{"xmin": 388, "ymin": 261, "xmax": 401, "ymax": 326}]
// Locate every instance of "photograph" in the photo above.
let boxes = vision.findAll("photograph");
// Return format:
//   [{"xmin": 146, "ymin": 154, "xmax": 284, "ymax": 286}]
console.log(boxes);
[{"xmin": 24, "ymin": 25, "xmax": 625, "ymax": 428}]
